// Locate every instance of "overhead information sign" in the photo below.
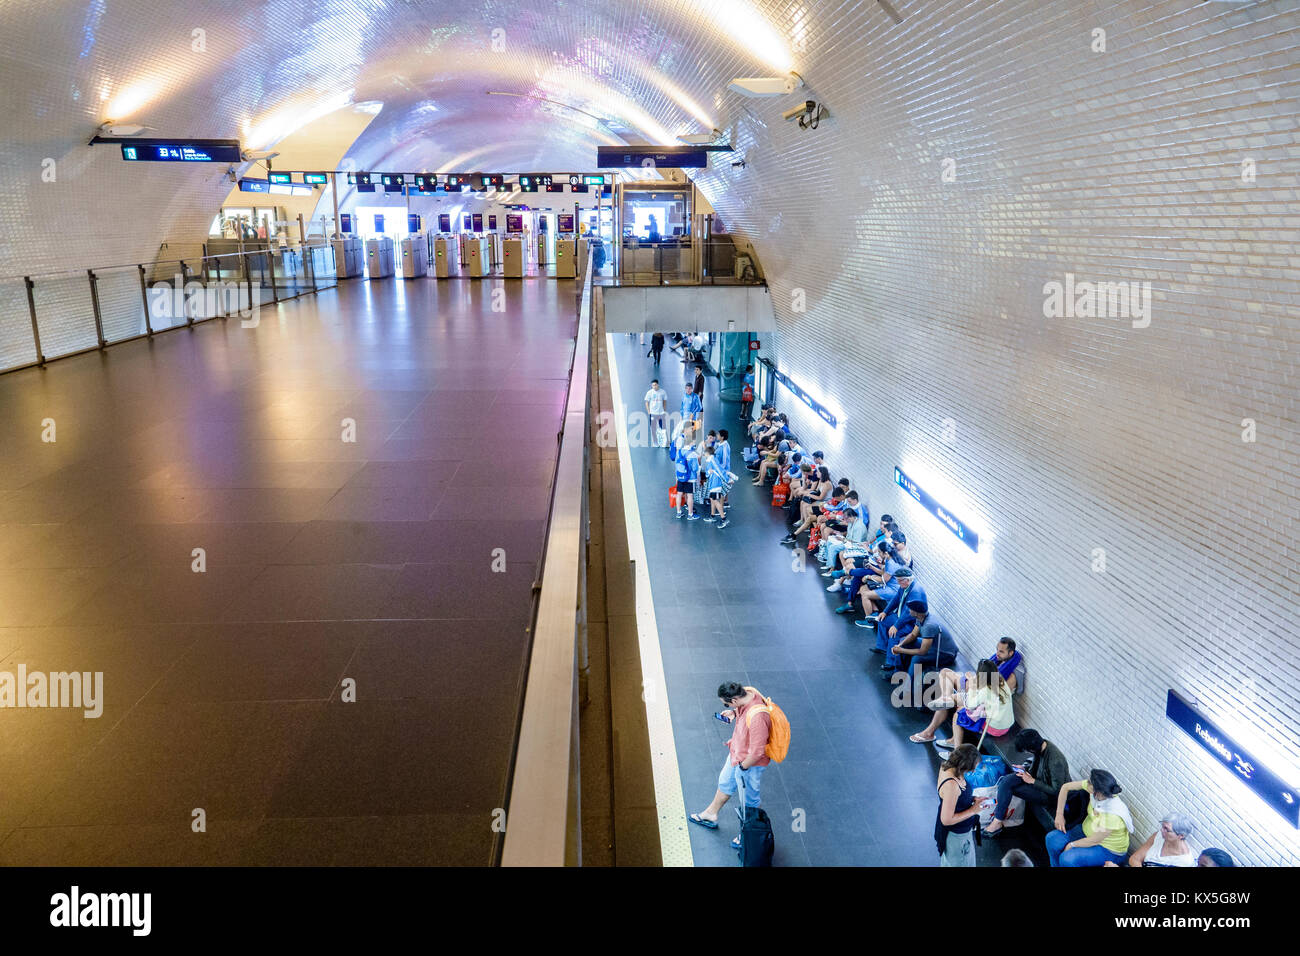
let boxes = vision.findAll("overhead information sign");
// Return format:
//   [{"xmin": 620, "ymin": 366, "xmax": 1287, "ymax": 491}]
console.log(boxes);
[
  {"xmin": 118, "ymin": 139, "xmax": 242, "ymax": 163},
  {"xmin": 302, "ymin": 172, "xmax": 328, "ymax": 185},
  {"xmin": 597, "ymin": 146, "xmax": 708, "ymax": 168}
]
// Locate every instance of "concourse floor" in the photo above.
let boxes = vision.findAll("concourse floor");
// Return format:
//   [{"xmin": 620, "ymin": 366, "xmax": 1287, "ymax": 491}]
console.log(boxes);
[
  {"xmin": 609, "ymin": 334, "xmax": 1048, "ymax": 867},
  {"xmin": 0, "ymin": 276, "xmax": 578, "ymax": 865}
]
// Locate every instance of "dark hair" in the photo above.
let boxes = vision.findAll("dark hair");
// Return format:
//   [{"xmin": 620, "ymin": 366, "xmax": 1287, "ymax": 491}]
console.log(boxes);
[
  {"xmin": 892, "ymin": 532, "xmax": 906, "ymax": 545},
  {"xmin": 746, "ymin": 364, "xmax": 753, "ymax": 371},
  {"xmin": 880, "ymin": 514, "xmax": 894, "ymax": 523},
  {"xmin": 718, "ymin": 429, "xmax": 729, "ymax": 440},
  {"xmin": 942, "ymin": 743, "xmax": 981, "ymax": 774},
  {"xmin": 1198, "ymin": 848, "xmax": 1235, "ymax": 867},
  {"xmin": 999, "ymin": 637, "xmax": 1017, "ymax": 653},
  {"xmin": 1001, "ymin": 849, "xmax": 1034, "ymax": 867},
  {"xmin": 651, "ymin": 379, "xmax": 659, "ymax": 386},
  {"xmin": 1088, "ymin": 769, "xmax": 1122, "ymax": 798},
  {"xmin": 883, "ymin": 521, "xmax": 898, "ymax": 533},
  {"xmin": 847, "ymin": 491, "xmax": 859, "ymax": 501},
  {"xmin": 708, "ymin": 430, "xmax": 717, "ymax": 438},
  {"xmin": 876, "ymin": 540, "xmax": 892, "ymax": 555},
  {"xmin": 777, "ymin": 453, "xmax": 788, "ymax": 467},
  {"xmin": 684, "ymin": 382, "xmax": 693, "ymax": 389},
  {"xmin": 843, "ymin": 508, "xmax": 858, "ymax": 518},
  {"xmin": 838, "ymin": 477, "xmax": 850, "ymax": 488},
  {"xmin": 817, "ymin": 466, "xmax": 830, "ymax": 483},
  {"xmin": 717, "ymin": 681, "xmax": 745, "ymax": 703},
  {"xmin": 1014, "ymin": 729, "xmax": 1044, "ymax": 753}
]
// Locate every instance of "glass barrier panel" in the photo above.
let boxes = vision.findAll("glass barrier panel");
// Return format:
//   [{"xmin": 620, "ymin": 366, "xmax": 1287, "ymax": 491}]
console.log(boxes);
[
  {"xmin": 31, "ymin": 273, "xmax": 98, "ymax": 358},
  {"xmin": 0, "ymin": 277, "xmax": 38, "ymax": 371},
  {"xmin": 96, "ymin": 266, "xmax": 149, "ymax": 343},
  {"xmin": 143, "ymin": 259, "xmax": 188, "ymax": 331}
]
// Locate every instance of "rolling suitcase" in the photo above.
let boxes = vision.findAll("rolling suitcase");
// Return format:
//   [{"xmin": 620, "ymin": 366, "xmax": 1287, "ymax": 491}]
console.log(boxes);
[{"xmin": 737, "ymin": 805, "xmax": 774, "ymax": 867}]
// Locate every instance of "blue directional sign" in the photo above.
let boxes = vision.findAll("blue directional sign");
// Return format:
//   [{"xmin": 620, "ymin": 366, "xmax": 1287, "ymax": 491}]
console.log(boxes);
[
  {"xmin": 1167, "ymin": 690, "xmax": 1299, "ymax": 828},
  {"xmin": 893, "ymin": 466, "xmax": 979, "ymax": 553},
  {"xmin": 118, "ymin": 139, "xmax": 242, "ymax": 163},
  {"xmin": 770, "ymin": 367, "xmax": 837, "ymax": 428},
  {"xmin": 597, "ymin": 146, "xmax": 709, "ymax": 168}
]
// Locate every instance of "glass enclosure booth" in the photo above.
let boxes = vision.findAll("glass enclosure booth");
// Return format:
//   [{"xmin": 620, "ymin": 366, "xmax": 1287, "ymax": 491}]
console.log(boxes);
[{"xmin": 614, "ymin": 181, "xmax": 702, "ymax": 284}]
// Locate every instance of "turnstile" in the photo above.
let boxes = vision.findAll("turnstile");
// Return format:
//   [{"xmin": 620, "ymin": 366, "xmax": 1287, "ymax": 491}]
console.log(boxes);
[
  {"xmin": 433, "ymin": 236, "xmax": 459, "ymax": 277},
  {"xmin": 576, "ymin": 237, "xmax": 589, "ymax": 275},
  {"xmin": 365, "ymin": 237, "xmax": 394, "ymax": 278},
  {"xmin": 554, "ymin": 236, "xmax": 577, "ymax": 279},
  {"xmin": 537, "ymin": 232, "xmax": 549, "ymax": 267},
  {"xmin": 502, "ymin": 237, "xmax": 524, "ymax": 278},
  {"xmin": 464, "ymin": 237, "xmax": 490, "ymax": 278},
  {"xmin": 398, "ymin": 235, "xmax": 427, "ymax": 278},
  {"xmin": 332, "ymin": 236, "xmax": 364, "ymax": 278}
]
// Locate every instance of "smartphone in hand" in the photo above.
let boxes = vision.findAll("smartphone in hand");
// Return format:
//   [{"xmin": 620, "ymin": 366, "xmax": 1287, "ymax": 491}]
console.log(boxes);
[{"xmin": 714, "ymin": 712, "xmax": 733, "ymax": 724}]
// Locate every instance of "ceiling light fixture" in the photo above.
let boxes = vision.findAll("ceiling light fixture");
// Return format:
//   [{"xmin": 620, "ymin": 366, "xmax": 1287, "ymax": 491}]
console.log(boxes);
[{"xmin": 727, "ymin": 73, "xmax": 804, "ymax": 98}]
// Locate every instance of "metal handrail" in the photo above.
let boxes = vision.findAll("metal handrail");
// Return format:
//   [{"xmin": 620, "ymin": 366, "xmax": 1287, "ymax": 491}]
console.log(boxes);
[
  {"xmin": 2, "ymin": 242, "xmax": 338, "ymax": 376},
  {"xmin": 501, "ymin": 247, "xmax": 595, "ymax": 867}
]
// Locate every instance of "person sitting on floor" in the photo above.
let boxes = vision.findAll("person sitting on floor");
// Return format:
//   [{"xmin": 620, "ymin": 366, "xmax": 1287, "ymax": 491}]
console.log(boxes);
[
  {"xmin": 928, "ymin": 658, "xmax": 1015, "ymax": 752},
  {"xmin": 984, "ymin": 728, "xmax": 1069, "ymax": 836},
  {"xmin": 1123, "ymin": 813, "xmax": 1198, "ymax": 867},
  {"xmin": 910, "ymin": 637, "xmax": 1023, "ymax": 743},
  {"xmin": 1047, "ymin": 769, "xmax": 1133, "ymax": 867}
]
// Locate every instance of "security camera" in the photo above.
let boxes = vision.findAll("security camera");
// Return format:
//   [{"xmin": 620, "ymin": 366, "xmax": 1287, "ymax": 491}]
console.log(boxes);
[
  {"xmin": 240, "ymin": 148, "xmax": 280, "ymax": 162},
  {"xmin": 97, "ymin": 122, "xmax": 148, "ymax": 136},
  {"xmin": 782, "ymin": 101, "xmax": 817, "ymax": 122}
]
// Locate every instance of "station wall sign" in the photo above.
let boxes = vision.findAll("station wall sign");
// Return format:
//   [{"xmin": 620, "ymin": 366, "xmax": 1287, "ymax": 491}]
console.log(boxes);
[
  {"xmin": 893, "ymin": 466, "xmax": 979, "ymax": 553},
  {"xmin": 597, "ymin": 146, "xmax": 708, "ymax": 168}
]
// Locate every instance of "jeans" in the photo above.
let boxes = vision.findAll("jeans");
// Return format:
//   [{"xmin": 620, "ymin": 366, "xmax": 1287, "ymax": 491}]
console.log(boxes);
[
  {"xmin": 1046, "ymin": 824, "xmax": 1128, "ymax": 867},
  {"xmin": 717, "ymin": 755, "xmax": 766, "ymax": 808},
  {"xmin": 994, "ymin": 775, "xmax": 1053, "ymax": 821},
  {"xmin": 874, "ymin": 614, "xmax": 903, "ymax": 659}
]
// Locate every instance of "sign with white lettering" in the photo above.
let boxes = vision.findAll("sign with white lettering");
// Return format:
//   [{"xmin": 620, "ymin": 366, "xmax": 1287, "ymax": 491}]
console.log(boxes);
[
  {"xmin": 1166, "ymin": 690, "xmax": 1299, "ymax": 828},
  {"xmin": 893, "ymin": 466, "xmax": 979, "ymax": 553}
]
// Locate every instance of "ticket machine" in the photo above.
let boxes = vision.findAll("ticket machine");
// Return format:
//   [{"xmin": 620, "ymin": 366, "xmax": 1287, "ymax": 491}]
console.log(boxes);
[
  {"xmin": 365, "ymin": 236, "xmax": 394, "ymax": 278},
  {"xmin": 433, "ymin": 235, "xmax": 459, "ymax": 278},
  {"xmin": 398, "ymin": 234, "xmax": 427, "ymax": 278}
]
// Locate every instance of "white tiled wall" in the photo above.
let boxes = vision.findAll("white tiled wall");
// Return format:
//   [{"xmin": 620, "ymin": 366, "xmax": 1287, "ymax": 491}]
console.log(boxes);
[{"xmin": 694, "ymin": 0, "xmax": 1300, "ymax": 865}]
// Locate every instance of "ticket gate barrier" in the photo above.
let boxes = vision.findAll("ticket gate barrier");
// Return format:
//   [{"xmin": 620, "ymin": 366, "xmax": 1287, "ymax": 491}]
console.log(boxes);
[
  {"xmin": 365, "ymin": 236, "xmax": 395, "ymax": 278},
  {"xmin": 433, "ymin": 236, "xmax": 460, "ymax": 278},
  {"xmin": 502, "ymin": 237, "xmax": 524, "ymax": 278},
  {"xmin": 464, "ymin": 237, "xmax": 490, "ymax": 278},
  {"xmin": 398, "ymin": 235, "xmax": 427, "ymax": 278},
  {"xmin": 554, "ymin": 237, "xmax": 577, "ymax": 279},
  {"xmin": 576, "ymin": 237, "xmax": 589, "ymax": 276},
  {"xmin": 537, "ymin": 232, "xmax": 549, "ymax": 267},
  {"xmin": 332, "ymin": 236, "xmax": 364, "ymax": 278}
]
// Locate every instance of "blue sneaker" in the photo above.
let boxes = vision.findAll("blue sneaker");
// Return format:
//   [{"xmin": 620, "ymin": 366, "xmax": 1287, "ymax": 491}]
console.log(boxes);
[
  {"xmin": 686, "ymin": 514, "xmax": 701, "ymax": 521},
  {"xmin": 854, "ymin": 618, "xmax": 877, "ymax": 628},
  {"xmin": 833, "ymin": 604, "xmax": 852, "ymax": 614}
]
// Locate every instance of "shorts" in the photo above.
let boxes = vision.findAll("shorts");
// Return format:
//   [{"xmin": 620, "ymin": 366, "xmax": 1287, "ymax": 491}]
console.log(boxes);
[
  {"xmin": 716, "ymin": 754, "xmax": 767, "ymax": 808},
  {"xmin": 675, "ymin": 480, "xmax": 693, "ymax": 494},
  {"xmin": 709, "ymin": 489, "xmax": 724, "ymax": 499}
]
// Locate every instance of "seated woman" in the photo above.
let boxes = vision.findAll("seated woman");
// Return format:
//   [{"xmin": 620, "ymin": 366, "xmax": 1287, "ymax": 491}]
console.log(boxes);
[
  {"xmin": 782, "ymin": 466, "xmax": 831, "ymax": 544},
  {"xmin": 1123, "ymin": 813, "xmax": 1197, "ymax": 867},
  {"xmin": 752, "ymin": 449, "xmax": 787, "ymax": 486},
  {"xmin": 1047, "ymin": 769, "xmax": 1133, "ymax": 867},
  {"xmin": 929, "ymin": 658, "xmax": 1014, "ymax": 750},
  {"xmin": 1197, "ymin": 848, "xmax": 1235, "ymax": 867}
]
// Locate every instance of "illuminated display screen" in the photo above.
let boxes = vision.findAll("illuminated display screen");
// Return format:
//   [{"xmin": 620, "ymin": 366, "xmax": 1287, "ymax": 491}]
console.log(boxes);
[
  {"xmin": 415, "ymin": 174, "xmax": 436, "ymax": 192},
  {"xmin": 438, "ymin": 214, "xmax": 451, "ymax": 232},
  {"xmin": 488, "ymin": 215, "xmax": 497, "ymax": 229},
  {"xmin": 570, "ymin": 184, "xmax": 589, "ymax": 193},
  {"xmin": 583, "ymin": 174, "xmax": 606, "ymax": 185},
  {"xmin": 238, "ymin": 177, "xmax": 270, "ymax": 193},
  {"xmin": 597, "ymin": 146, "xmax": 709, "ymax": 168},
  {"xmin": 557, "ymin": 214, "xmax": 574, "ymax": 232},
  {"xmin": 119, "ymin": 139, "xmax": 242, "ymax": 163},
  {"xmin": 472, "ymin": 213, "xmax": 483, "ymax": 231},
  {"xmin": 268, "ymin": 172, "xmax": 293, "ymax": 185},
  {"xmin": 382, "ymin": 174, "xmax": 405, "ymax": 192},
  {"xmin": 506, "ymin": 214, "xmax": 523, "ymax": 232},
  {"xmin": 545, "ymin": 184, "xmax": 565, "ymax": 193},
  {"xmin": 303, "ymin": 172, "xmax": 328, "ymax": 185},
  {"xmin": 462, "ymin": 214, "xmax": 472, "ymax": 230}
]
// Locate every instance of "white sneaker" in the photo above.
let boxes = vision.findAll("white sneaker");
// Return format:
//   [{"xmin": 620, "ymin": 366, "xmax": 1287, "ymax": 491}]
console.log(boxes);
[{"xmin": 826, "ymin": 581, "xmax": 842, "ymax": 592}]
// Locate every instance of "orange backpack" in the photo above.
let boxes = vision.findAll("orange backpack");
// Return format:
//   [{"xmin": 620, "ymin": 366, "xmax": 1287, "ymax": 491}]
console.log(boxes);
[{"xmin": 744, "ymin": 689, "xmax": 791, "ymax": 763}]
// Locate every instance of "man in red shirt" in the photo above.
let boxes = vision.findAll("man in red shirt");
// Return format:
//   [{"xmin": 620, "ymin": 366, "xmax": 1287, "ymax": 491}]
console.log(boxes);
[{"xmin": 688, "ymin": 681, "xmax": 772, "ymax": 850}]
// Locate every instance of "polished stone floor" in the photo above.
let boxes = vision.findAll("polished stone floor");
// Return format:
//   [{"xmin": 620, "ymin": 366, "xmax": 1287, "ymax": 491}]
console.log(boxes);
[{"xmin": 0, "ymin": 276, "xmax": 577, "ymax": 864}]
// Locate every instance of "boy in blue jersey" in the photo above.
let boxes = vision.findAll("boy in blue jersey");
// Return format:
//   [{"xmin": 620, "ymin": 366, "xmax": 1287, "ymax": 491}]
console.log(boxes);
[
  {"xmin": 716, "ymin": 429, "xmax": 732, "ymax": 512},
  {"xmin": 680, "ymin": 382, "xmax": 702, "ymax": 433},
  {"xmin": 701, "ymin": 448, "xmax": 731, "ymax": 528},
  {"xmin": 674, "ymin": 438, "xmax": 699, "ymax": 518}
]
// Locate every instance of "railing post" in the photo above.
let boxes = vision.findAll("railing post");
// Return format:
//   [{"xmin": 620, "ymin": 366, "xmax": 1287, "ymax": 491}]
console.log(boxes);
[
  {"xmin": 245, "ymin": 252, "xmax": 254, "ymax": 312},
  {"xmin": 179, "ymin": 260, "xmax": 195, "ymax": 326},
  {"xmin": 24, "ymin": 276, "xmax": 45, "ymax": 367},
  {"xmin": 87, "ymin": 269, "xmax": 106, "ymax": 349},
  {"xmin": 138, "ymin": 264, "xmax": 154, "ymax": 336},
  {"xmin": 267, "ymin": 248, "xmax": 280, "ymax": 303}
]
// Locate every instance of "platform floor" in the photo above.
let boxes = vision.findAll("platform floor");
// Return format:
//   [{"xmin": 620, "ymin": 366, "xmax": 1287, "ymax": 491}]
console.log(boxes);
[
  {"xmin": 608, "ymin": 333, "xmax": 1049, "ymax": 867},
  {"xmin": 0, "ymin": 276, "xmax": 578, "ymax": 865}
]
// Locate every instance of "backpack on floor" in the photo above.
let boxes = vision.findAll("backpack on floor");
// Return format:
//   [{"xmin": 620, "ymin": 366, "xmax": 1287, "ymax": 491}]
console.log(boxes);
[{"xmin": 738, "ymin": 806, "xmax": 774, "ymax": 867}]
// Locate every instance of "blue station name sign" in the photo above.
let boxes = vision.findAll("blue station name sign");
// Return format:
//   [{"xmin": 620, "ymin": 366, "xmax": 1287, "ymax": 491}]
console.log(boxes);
[
  {"xmin": 893, "ymin": 466, "xmax": 979, "ymax": 553},
  {"xmin": 1166, "ymin": 690, "xmax": 1299, "ymax": 828}
]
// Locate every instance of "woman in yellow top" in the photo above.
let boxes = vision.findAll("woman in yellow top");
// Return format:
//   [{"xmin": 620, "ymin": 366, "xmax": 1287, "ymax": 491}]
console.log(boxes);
[{"xmin": 1046, "ymin": 769, "xmax": 1133, "ymax": 866}]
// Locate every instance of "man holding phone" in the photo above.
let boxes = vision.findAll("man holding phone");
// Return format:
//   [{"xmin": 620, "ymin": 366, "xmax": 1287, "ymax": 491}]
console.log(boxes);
[
  {"xmin": 688, "ymin": 681, "xmax": 772, "ymax": 850},
  {"xmin": 984, "ymin": 728, "xmax": 1070, "ymax": 835}
]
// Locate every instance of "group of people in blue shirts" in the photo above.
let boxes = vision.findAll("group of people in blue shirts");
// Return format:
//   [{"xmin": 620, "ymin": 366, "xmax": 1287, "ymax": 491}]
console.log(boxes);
[{"xmin": 670, "ymin": 422, "xmax": 735, "ymax": 527}]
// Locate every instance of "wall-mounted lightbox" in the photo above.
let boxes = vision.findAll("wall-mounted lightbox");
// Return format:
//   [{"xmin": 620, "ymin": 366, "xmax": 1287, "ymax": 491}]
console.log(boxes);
[
  {"xmin": 1167, "ymin": 690, "xmax": 1299, "ymax": 828},
  {"xmin": 893, "ymin": 466, "xmax": 979, "ymax": 553},
  {"xmin": 764, "ymin": 363, "xmax": 837, "ymax": 428}
]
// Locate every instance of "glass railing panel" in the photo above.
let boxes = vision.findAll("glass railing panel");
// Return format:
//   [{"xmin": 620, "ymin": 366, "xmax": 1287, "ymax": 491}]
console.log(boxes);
[
  {"xmin": 0, "ymin": 277, "xmax": 38, "ymax": 371},
  {"xmin": 31, "ymin": 273, "xmax": 97, "ymax": 359},
  {"xmin": 96, "ymin": 266, "xmax": 149, "ymax": 343}
]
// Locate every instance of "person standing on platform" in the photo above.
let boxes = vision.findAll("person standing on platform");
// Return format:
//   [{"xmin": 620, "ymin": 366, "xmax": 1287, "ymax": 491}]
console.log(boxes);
[
  {"xmin": 680, "ymin": 381, "xmax": 702, "ymax": 434},
  {"xmin": 644, "ymin": 378, "xmax": 669, "ymax": 448},
  {"xmin": 648, "ymin": 331, "xmax": 665, "ymax": 364},
  {"xmin": 935, "ymin": 743, "xmax": 990, "ymax": 866},
  {"xmin": 693, "ymin": 364, "xmax": 706, "ymax": 414},
  {"xmin": 674, "ymin": 438, "xmax": 699, "ymax": 520},
  {"xmin": 740, "ymin": 364, "xmax": 755, "ymax": 422},
  {"xmin": 688, "ymin": 682, "xmax": 772, "ymax": 850}
]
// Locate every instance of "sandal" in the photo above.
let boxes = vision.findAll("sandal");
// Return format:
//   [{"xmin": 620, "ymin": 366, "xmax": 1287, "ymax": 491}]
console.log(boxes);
[
  {"xmin": 908, "ymin": 733, "xmax": 936, "ymax": 744},
  {"xmin": 688, "ymin": 812, "xmax": 718, "ymax": 830}
]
